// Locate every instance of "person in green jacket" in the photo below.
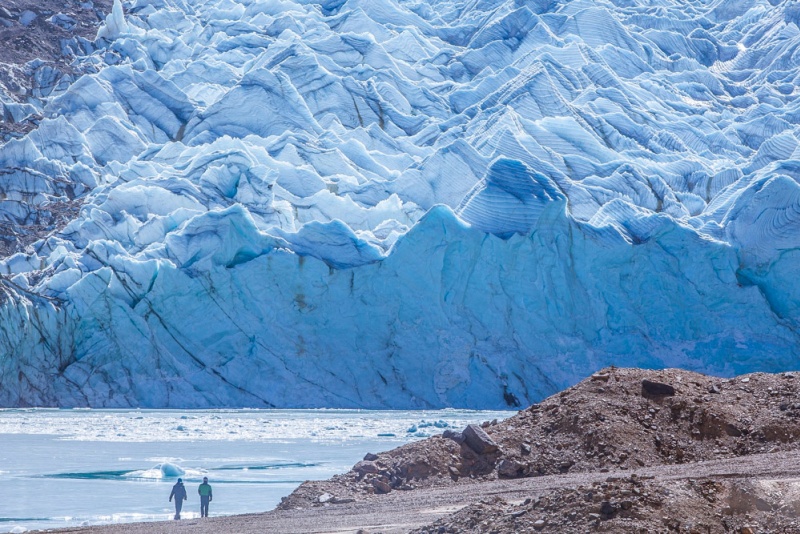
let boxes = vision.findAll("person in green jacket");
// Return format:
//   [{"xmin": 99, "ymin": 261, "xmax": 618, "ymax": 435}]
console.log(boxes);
[{"xmin": 198, "ymin": 477, "xmax": 213, "ymax": 517}]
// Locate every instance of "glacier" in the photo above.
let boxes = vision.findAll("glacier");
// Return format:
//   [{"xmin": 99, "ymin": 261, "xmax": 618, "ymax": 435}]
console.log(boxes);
[{"xmin": 0, "ymin": 0, "xmax": 799, "ymax": 408}]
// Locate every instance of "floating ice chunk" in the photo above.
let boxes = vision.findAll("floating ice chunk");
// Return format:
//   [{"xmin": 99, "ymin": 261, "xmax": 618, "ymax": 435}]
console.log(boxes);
[{"xmin": 129, "ymin": 462, "xmax": 186, "ymax": 479}]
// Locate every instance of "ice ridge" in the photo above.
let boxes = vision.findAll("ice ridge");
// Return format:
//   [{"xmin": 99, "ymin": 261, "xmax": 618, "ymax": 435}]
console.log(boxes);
[{"xmin": 0, "ymin": 0, "xmax": 799, "ymax": 408}]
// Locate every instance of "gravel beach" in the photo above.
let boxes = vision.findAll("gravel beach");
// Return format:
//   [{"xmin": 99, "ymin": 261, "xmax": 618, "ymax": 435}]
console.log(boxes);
[{"xmin": 47, "ymin": 450, "xmax": 800, "ymax": 533}]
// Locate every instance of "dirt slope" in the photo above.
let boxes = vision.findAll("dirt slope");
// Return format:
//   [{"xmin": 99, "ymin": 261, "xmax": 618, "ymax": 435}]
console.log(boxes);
[{"xmin": 279, "ymin": 367, "xmax": 800, "ymax": 532}]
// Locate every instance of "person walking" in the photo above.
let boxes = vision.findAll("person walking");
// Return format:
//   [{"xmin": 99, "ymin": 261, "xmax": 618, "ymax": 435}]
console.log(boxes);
[
  {"xmin": 169, "ymin": 478, "xmax": 188, "ymax": 520},
  {"xmin": 198, "ymin": 476, "xmax": 213, "ymax": 518}
]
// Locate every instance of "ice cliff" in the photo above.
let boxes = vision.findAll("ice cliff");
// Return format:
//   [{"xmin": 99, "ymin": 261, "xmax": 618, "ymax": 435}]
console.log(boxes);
[{"xmin": 0, "ymin": 0, "xmax": 799, "ymax": 408}]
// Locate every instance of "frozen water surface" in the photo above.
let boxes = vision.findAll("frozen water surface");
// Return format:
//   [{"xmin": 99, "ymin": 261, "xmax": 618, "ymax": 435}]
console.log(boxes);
[{"xmin": 0, "ymin": 408, "xmax": 509, "ymax": 532}]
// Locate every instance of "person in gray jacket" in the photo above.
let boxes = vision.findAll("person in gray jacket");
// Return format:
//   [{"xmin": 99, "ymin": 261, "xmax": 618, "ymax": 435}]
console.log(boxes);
[{"xmin": 169, "ymin": 478, "xmax": 188, "ymax": 519}]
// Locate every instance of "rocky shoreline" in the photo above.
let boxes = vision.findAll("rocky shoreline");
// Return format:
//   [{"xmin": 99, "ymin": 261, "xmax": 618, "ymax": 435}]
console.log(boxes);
[
  {"xmin": 46, "ymin": 367, "xmax": 800, "ymax": 533},
  {"xmin": 279, "ymin": 367, "xmax": 800, "ymax": 532}
]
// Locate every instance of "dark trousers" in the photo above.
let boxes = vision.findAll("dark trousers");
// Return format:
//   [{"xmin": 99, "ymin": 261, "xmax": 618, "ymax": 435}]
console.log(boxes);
[
  {"xmin": 200, "ymin": 495, "xmax": 210, "ymax": 517},
  {"xmin": 173, "ymin": 499, "xmax": 183, "ymax": 520}
]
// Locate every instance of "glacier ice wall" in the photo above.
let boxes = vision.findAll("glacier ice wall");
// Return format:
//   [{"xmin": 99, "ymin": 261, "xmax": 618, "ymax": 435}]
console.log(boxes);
[{"xmin": 1, "ymin": 0, "xmax": 799, "ymax": 408}]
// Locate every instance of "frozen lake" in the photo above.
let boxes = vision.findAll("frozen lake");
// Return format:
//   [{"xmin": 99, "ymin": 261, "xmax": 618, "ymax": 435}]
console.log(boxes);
[{"xmin": 0, "ymin": 409, "xmax": 510, "ymax": 532}]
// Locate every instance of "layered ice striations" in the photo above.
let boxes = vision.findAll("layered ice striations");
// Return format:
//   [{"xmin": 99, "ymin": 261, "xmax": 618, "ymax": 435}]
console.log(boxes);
[
  {"xmin": 0, "ymin": 0, "xmax": 799, "ymax": 408},
  {"xmin": 456, "ymin": 158, "xmax": 564, "ymax": 237}
]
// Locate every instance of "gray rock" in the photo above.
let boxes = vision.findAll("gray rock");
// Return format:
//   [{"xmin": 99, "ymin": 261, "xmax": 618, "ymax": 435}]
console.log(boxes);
[
  {"xmin": 533, "ymin": 519, "xmax": 546, "ymax": 530},
  {"xmin": 463, "ymin": 424, "xmax": 498, "ymax": 454},
  {"xmin": 641, "ymin": 379, "xmax": 675, "ymax": 397},
  {"xmin": 0, "ymin": 7, "xmax": 13, "ymax": 19},
  {"xmin": 497, "ymin": 458, "xmax": 525, "ymax": 478},
  {"xmin": 363, "ymin": 452, "xmax": 379, "ymax": 461},
  {"xmin": 442, "ymin": 429, "xmax": 464, "ymax": 443},
  {"xmin": 354, "ymin": 460, "xmax": 380, "ymax": 476}
]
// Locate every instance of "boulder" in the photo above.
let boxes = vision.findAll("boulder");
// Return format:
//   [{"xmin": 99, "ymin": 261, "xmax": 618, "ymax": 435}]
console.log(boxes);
[
  {"xmin": 371, "ymin": 477, "xmax": 392, "ymax": 494},
  {"xmin": 354, "ymin": 460, "xmax": 380, "ymax": 476},
  {"xmin": 600, "ymin": 501, "xmax": 617, "ymax": 519},
  {"xmin": 396, "ymin": 458, "xmax": 436, "ymax": 480},
  {"xmin": 641, "ymin": 379, "xmax": 675, "ymax": 397},
  {"xmin": 442, "ymin": 429, "xmax": 465, "ymax": 443},
  {"xmin": 363, "ymin": 452, "xmax": 379, "ymax": 461},
  {"xmin": 497, "ymin": 458, "xmax": 526, "ymax": 478},
  {"xmin": 463, "ymin": 424, "xmax": 499, "ymax": 454}
]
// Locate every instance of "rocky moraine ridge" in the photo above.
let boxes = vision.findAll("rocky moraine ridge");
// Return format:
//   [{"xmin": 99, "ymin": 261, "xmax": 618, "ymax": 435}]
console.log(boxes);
[
  {"xmin": 282, "ymin": 368, "xmax": 800, "ymax": 533},
  {"xmin": 0, "ymin": 0, "xmax": 113, "ymax": 139},
  {"xmin": 0, "ymin": 0, "xmax": 112, "ymax": 256}
]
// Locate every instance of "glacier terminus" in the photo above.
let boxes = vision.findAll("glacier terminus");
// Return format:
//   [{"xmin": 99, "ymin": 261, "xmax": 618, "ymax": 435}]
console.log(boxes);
[{"xmin": 0, "ymin": 0, "xmax": 799, "ymax": 409}]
